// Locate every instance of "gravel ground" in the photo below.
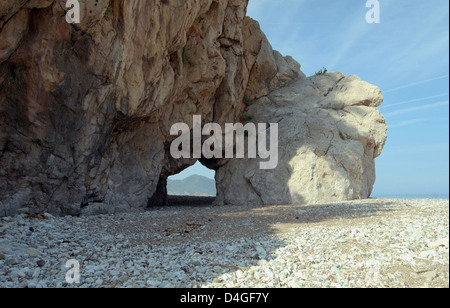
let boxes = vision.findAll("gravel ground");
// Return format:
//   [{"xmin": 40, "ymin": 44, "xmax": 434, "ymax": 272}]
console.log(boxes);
[{"xmin": 0, "ymin": 198, "xmax": 448, "ymax": 288}]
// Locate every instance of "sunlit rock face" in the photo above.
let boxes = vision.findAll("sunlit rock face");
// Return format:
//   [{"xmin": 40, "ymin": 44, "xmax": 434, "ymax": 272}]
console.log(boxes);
[{"xmin": 215, "ymin": 73, "xmax": 387, "ymax": 206}]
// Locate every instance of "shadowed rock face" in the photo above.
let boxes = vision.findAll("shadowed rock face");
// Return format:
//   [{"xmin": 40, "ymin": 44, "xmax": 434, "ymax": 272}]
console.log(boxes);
[{"xmin": 0, "ymin": 0, "xmax": 386, "ymax": 216}]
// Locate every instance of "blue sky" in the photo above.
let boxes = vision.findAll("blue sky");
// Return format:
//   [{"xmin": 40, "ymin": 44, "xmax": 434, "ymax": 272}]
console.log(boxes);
[{"xmin": 171, "ymin": 0, "xmax": 449, "ymax": 197}]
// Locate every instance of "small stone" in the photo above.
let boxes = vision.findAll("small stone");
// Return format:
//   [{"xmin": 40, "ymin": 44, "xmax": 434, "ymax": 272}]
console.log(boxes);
[
  {"xmin": 18, "ymin": 269, "xmax": 26, "ymax": 278},
  {"xmin": 5, "ymin": 257, "xmax": 19, "ymax": 265},
  {"xmin": 32, "ymin": 268, "xmax": 41, "ymax": 278},
  {"xmin": 26, "ymin": 248, "xmax": 40, "ymax": 257},
  {"xmin": 427, "ymin": 238, "xmax": 449, "ymax": 249},
  {"xmin": 250, "ymin": 252, "xmax": 259, "ymax": 259},
  {"xmin": 288, "ymin": 280, "xmax": 303, "ymax": 288},
  {"xmin": 257, "ymin": 260, "xmax": 267, "ymax": 266},
  {"xmin": 27, "ymin": 280, "xmax": 38, "ymax": 289},
  {"xmin": 36, "ymin": 260, "xmax": 46, "ymax": 267},
  {"xmin": 0, "ymin": 253, "xmax": 5, "ymax": 260},
  {"xmin": 255, "ymin": 245, "xmax": 266, "ymax": 256},
  {"xmin": 43, "ymin": 213, "xmax": 55, "ymax": 220},
  {"xmin": 85, "ymin": 277, "xmax": 95, "ymax": 284},
  {"xmin": 236, "ymin": 270, "xmax": 244, "ymax": 279},
  {"xmin": 180, "ymin": 265, "xmax": 189, "ymax": 273},
  {"xmin": 423, "ymin": 270, "xmax": 438, "ymax": 281},
  {"xmin": 146, "ymin": 280, "xmax": 161, "ymax": 288},
  {"xmin": 419, "ymin": 250, "xmax": 437, "ymax": 259},
  {"xmin": 9, "ymin": 268, "xmax": 20, "ymax": 279},
  {"xmin": 17, "ymin": 207, "xmax": 30, "ymax": 215},
  {"xmin": 330, "ymin": 266, "xmax": 340, "ymax": 274},
  {"xmin": 264, "ymin": 268, "xmax": 274, "ymax": 279},
  {"xmin": 226, "ymin": 245, "xmax": 236, "ymax": 252}
]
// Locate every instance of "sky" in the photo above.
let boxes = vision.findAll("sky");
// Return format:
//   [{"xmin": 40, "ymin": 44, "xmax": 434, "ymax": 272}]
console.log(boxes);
[{"xmin": 170, "ymin": 0, "xmax": 449, "ymax": 198}]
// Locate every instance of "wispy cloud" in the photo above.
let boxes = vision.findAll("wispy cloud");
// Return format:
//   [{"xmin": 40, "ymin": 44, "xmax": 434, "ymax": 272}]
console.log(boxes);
[
  {"xmin": 327, "ymin": 0, "xmax": 398, "ymax": 71},
  {"xmin": 381, "ymin": 93, "xmax": 449, "ymax": 109},
  {"xmin": 383, "ymin": 75, "xmax": 449, "ymax": 93},
  {"xmin": 381, "ymin": 1, "xmax": 449, "ymax": 79},
  {"xmin": 327, "ymin": 13, "xmax": 372, "ymax": 70},
  {"xmin": 389, "ymin": 117, "xmax": 449, "ymax": 128},
  {"xmin": 257, "ymin": 22, "xmax": 337, "ymax": 25},
  {"xmin": 384, "ymin": 101, "xmax": 449, "ymax": 117},
  {"xmin": 382, "ymin": 142, "xmax": 449, "ymax": 156}
]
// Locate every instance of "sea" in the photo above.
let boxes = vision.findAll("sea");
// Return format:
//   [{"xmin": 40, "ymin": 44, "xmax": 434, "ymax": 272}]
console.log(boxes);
[{"xmin": 372, "ymin": 193, "xmax": 449, "ymax": 200}]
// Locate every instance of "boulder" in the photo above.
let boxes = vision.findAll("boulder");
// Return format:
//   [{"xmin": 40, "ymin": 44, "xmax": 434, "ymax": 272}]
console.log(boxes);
[{"xmin": 215, "ymin": 73, "xmax": 387, "ymax": 206}]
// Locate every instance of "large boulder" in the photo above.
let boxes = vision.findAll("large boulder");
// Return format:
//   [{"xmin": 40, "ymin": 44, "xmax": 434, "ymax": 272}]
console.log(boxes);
[{"xmin": 215, "ymin": 72, "xmax": 387, "ymax": 206}]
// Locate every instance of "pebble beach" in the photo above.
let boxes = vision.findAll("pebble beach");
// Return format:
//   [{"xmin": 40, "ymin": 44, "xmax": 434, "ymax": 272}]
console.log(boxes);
[{"xmin": 0, "ymin": 198, "xmax": 448, "ymax": 288}]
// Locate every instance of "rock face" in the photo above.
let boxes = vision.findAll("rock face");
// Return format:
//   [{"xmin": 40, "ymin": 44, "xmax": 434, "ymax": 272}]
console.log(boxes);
[
  {"xmin": 215, "ymin": 73, "xmax": 387, "ymax": 206},
  {"xmin": 0, "ymin": 0, "xmax": 387, "ymax": 216}
]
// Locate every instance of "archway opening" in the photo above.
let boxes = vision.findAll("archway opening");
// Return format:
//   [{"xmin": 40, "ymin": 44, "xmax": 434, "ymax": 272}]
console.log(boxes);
[{"xmin": 167, "ymin": 161, "xmax": 216, "ymax": 206}]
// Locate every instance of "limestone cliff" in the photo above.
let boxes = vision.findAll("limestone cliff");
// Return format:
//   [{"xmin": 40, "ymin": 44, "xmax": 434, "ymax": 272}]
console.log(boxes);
[{"xmin": 0, "ymin": 0, "xmax": 386, "ymax": 216}]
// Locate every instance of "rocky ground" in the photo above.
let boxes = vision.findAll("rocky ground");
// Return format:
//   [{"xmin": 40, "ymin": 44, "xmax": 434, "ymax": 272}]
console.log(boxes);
[{"xmin": 0, "ymin": 198, "xmax": 448, "ymax": 288}]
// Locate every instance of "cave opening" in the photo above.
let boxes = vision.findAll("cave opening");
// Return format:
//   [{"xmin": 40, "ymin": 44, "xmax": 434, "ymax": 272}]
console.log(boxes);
[{"xmin": 166, "ymin": 160, "xmax": 217, "ymax": 206}]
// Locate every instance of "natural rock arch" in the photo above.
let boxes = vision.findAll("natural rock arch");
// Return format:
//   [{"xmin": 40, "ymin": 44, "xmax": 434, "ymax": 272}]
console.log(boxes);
[{"xmin": 0, "ymin": 0, "xmax": 386, "ymax": 216}]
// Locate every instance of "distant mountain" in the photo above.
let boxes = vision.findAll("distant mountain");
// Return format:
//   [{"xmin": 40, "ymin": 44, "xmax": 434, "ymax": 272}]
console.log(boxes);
[{"xmin": 167, "ymin": 175, "xmax": 216, "ymax": 196}]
